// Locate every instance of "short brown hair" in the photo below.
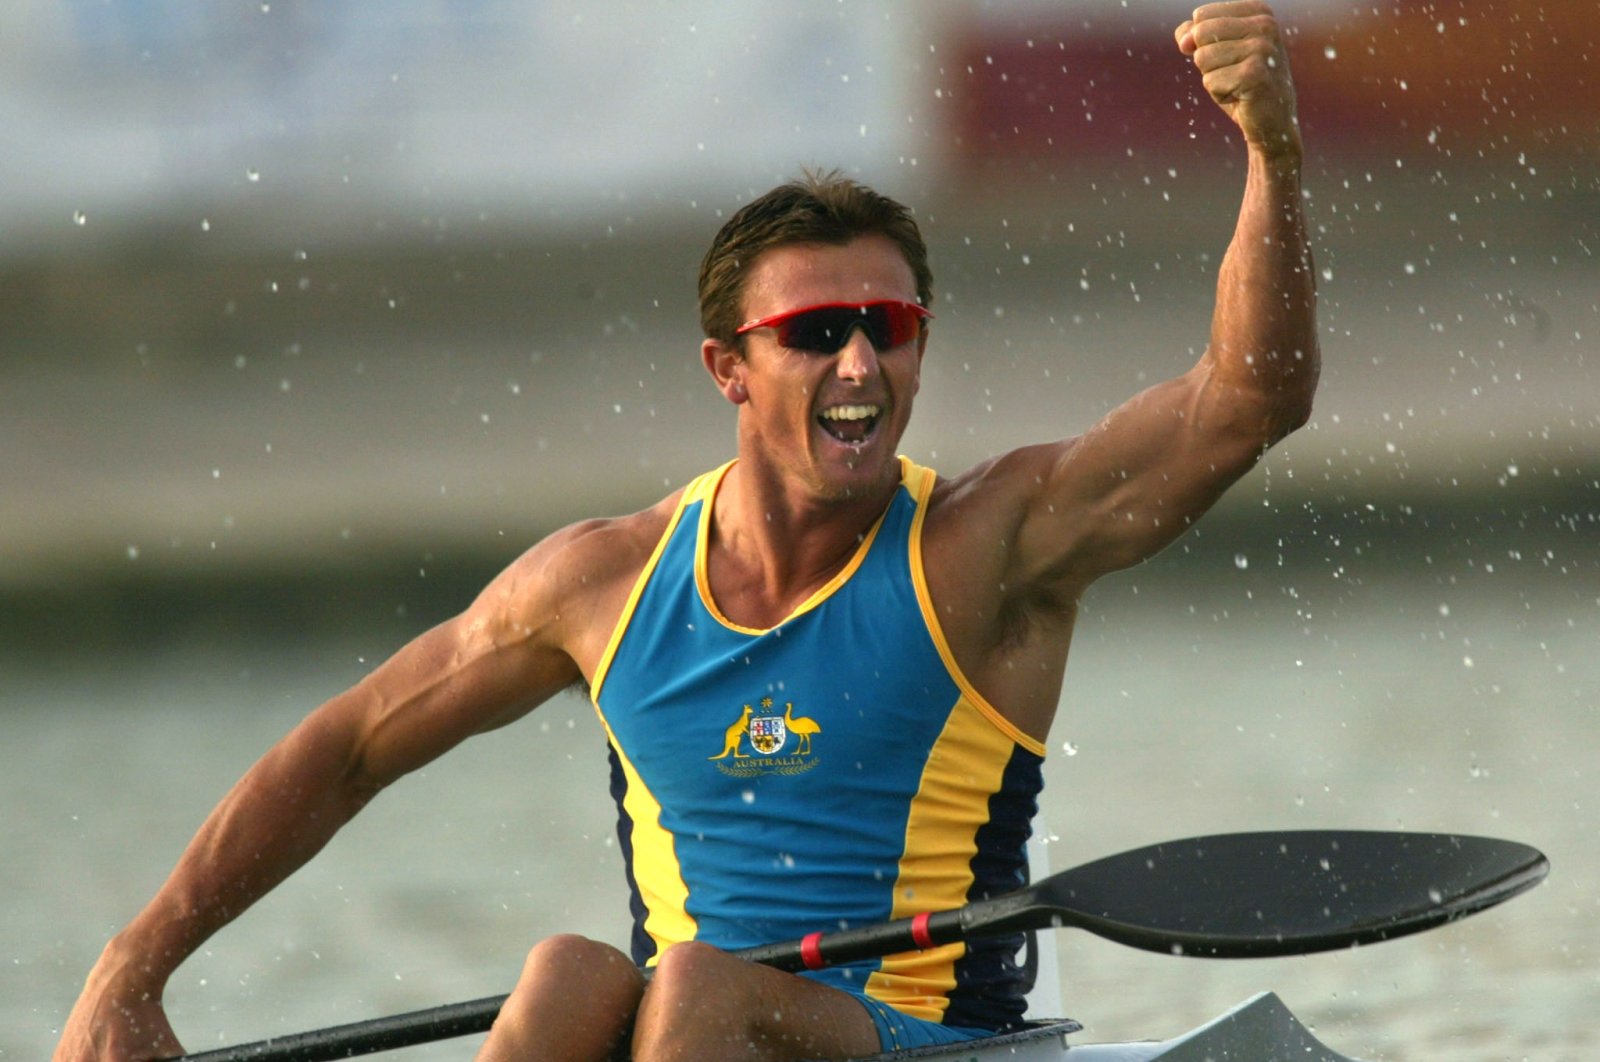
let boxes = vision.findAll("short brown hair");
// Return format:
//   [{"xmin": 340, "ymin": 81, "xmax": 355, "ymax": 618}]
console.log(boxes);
[{"xmin": 697, "ymin": 170, "xmax": 933, "ymax": 347}]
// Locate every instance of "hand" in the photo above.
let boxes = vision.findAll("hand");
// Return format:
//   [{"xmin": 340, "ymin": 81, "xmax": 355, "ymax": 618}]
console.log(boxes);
[
  {"xmin": 1176, "ymin": 2, "xmax": 1301, "ymax": 158},
  {"xmin": 54, "ymin": 964, "xmax": 184, "ymax": 1062}
]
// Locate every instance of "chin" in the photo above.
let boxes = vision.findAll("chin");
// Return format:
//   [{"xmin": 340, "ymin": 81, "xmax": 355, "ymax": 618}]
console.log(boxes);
[{"xmin": 812, "ymin": 450, "xmax": 899, "ymax": 501}]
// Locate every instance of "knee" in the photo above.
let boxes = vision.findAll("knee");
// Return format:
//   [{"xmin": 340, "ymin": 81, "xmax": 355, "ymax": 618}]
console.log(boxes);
[
  {"xmin": 522, "ymin": 932, "xmax": 611, "ymax": 970},
  {"xmin": 639, "ymin": 941, "xmax": 755, "ymax": 1024},
  {"xmin": 486, "ymin": 935, "xmax": 643, "ymax": 1059},
  {"xmin": 520, "ymin": 934, "xmax": 642, "ymax": 996},
  {"xmin": 646, "ymin": 940, "xmax": 727, "ymax": 994},
  {"xmin": 635, "ymin": 942, "xmax": 747, "ymax": 1048}
]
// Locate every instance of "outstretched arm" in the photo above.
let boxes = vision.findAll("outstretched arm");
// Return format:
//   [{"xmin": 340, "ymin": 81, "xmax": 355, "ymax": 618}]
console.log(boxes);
[
  {"xmin": 1009, "ymin": 1, "xmax": 1318, "ymax": 593},
  {"xmin": 53, "ymin": 525, "xmax": 605, "ymax": 1061}
]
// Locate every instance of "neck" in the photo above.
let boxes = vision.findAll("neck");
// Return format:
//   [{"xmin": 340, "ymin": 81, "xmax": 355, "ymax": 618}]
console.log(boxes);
[{"xmin": 705, "ymin": 458, "xmax": 899, "ymax": 627}]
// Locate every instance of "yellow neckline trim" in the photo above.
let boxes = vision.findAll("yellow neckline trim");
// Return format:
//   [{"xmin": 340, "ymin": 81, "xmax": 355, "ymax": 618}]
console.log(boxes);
[{"xmin": 693, "ymin": 459, "xmax": 897, "ymax": 636}]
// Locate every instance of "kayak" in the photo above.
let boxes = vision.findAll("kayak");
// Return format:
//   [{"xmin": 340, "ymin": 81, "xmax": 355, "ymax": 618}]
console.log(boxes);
[
  {"xmin": 175, "ymin": 987, "xmax": 1366, "ymax": 1062},
  {"xmin": 855, "ymin": 992, "xmax": 1363, "ymax": 1061}
]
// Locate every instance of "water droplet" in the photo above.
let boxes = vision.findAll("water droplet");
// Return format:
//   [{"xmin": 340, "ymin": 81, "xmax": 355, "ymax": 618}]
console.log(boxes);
[
  {"xmin": 72, "ymin": 209, "xmax": 88, "ymax": 226},
  {"xmin": 1234, "ymin": 553, "xmax": 1249, "ymax": 570},
  {"xmin": 246, "ymin": 168, "xmax": 261, "ymax": 183},
  {"xmin": 740, "ymin": 789, "xmax": 755, "ymax": 805},
  {"xmin": 1061, "ymin": 740, "xmax": 1079, "ymax": 756},
  {"xmin": 1323, "ymin": 45, "xmax": 1338, "ymax": 59}
]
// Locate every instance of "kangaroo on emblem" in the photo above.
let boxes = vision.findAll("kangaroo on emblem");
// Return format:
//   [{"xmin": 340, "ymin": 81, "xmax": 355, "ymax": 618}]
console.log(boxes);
[{"xmin": 708, "ymin": 704, "xmax": 753, "ymax": 760}]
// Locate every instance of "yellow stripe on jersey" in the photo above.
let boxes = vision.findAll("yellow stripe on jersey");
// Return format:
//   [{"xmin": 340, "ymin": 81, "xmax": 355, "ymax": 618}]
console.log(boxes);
[
  {"xmin": 864, "ymin": 695, "xmax": 1019, "ymax": 1020},
  {"xmin": 592, "ymin": 713, "xmax": 697, "ymax": 962}
]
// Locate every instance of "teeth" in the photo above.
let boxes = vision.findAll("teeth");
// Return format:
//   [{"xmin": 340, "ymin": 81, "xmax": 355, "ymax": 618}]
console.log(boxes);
[{"xmin": 820, "ymin": 404, "xmax": 880, "ymax": 421}]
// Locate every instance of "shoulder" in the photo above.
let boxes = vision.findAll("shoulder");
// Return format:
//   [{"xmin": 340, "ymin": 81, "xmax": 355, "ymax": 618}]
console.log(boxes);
[
  {"xmin": 509, "ymin": 491, "xmax": 681, "ymax": 604},
  {"xmin": 923, "ymin": 441, "xmax": 1082, "ymax": 537},
  {"xmin": 464, "ymin": 489, "xmax": 684, "ymax": 666},
  {"xmin": 919, "ymin": 438, "xmax": 1102, "ymax": 610}
]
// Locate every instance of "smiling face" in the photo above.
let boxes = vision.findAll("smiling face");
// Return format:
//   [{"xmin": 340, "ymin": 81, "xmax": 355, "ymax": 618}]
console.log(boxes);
[{"xmin": 704, "ymin": 234, "xmax": 927, "ymax": 505}]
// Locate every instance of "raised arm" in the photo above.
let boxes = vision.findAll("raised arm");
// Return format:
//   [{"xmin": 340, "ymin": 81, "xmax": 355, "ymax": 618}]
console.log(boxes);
[
  {"xmin": 53, "ymin": 520, "xmax": 620, "ymax": 1061},
  {"xmin": 1008, "ymin": 1, "xmax": 1318, "ymax": 593}
]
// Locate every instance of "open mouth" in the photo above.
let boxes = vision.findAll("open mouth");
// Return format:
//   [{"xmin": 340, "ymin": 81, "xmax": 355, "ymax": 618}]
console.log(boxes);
[{"xmin": 817, "ymin": 403, "xmax": 882, "ymax": 445}]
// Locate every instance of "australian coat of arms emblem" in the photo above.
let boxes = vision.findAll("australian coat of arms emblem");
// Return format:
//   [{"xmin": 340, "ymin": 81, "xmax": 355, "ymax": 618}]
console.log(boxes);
[{"xmin": 709, "ymin": 696, "xmax": 821, "ymax": 777}]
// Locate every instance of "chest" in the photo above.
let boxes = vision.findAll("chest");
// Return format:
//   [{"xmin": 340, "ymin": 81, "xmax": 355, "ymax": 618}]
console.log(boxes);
[{"xmin": 595, "ymin": 500, "xmax": 963, "ymax": 787}]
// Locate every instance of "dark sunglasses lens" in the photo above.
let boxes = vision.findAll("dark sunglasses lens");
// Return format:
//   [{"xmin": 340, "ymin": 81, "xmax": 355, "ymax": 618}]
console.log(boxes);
[
  {"xmin": 877, "ymin": 304, "xmax": 922, "ymax": 347},
  {"xmin": 777, "ymin": 308, "xmax": 854, "ymax": 353},
  {"xmin": 777, "ymin": 305, "xmax": 919, "ymax": 353}
]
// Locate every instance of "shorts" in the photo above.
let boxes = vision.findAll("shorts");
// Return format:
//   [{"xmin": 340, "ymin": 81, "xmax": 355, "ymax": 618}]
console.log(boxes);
[{"xmin": 851, "ymin": 994, "xmax": 994, "ymax": 1053}]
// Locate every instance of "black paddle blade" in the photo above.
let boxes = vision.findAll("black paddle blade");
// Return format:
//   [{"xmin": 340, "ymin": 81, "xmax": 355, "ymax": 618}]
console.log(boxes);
[{"xmin": 1003, "ymin": 830, "xmax": 1548, "ymax": 957}]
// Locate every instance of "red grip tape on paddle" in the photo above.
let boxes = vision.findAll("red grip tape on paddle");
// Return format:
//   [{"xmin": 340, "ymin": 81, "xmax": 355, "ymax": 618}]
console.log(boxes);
[
  {"xmin": 800, "ymin": 932, "xmax": 826, "ymax": 970},
  {"xmin": 911, "ymin": 912, "xmax": 935, "ymax": 950}
]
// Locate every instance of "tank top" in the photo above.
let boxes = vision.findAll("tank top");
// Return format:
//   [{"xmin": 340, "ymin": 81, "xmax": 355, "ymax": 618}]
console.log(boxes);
[{"xmin": 590, "ymin": 456, "xmax": 1046, "ymax": 1029}]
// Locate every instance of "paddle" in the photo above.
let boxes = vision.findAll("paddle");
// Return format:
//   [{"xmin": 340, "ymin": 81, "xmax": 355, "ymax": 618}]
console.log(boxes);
[{"xmin": 176, "ymin": 829, "xmax": 1546, "ymax": 1062}]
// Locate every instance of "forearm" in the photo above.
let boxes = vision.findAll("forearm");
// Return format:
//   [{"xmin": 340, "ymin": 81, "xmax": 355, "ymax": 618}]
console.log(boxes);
[
  {"xmin": 96, "ymin": 701, "xmax": 379, "ymax": 996},
  {"xmin": 89, "ymin": 601, "xmax": 568, "ymax": 996},
  {"xmin": 1207, "ymin": 143, "xmax": 1320, "ymax": 439}
]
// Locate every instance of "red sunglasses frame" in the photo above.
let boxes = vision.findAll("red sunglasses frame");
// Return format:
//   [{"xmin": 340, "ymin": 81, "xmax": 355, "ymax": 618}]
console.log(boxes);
[{"xmin": 735, "ymin": 300, "xmax": 933, "ymax": 352}]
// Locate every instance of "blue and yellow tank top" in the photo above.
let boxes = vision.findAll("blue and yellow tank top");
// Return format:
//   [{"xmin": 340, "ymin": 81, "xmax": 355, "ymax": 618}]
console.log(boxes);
[{"xmin": 590, "ymin": 457, "xmax": 1046, "ymax": 1030}]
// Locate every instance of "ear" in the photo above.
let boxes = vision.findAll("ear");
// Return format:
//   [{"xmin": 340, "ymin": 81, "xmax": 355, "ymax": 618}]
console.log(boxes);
[{"xmin": 703, "ymin": 337, "xmax": 749, "ymax": 405}]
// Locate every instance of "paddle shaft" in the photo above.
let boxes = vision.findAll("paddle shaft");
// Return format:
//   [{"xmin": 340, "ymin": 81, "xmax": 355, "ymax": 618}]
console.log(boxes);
[{"xmin": 179, "ymin": 994, "xmax": 508, "ymax": 1061}]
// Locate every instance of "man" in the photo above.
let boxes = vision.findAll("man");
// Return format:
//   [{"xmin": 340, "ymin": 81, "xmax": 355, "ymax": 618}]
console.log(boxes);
[{"xmin": 57, "ymin": 4, "xmax": 1317, "ymax": 1059}]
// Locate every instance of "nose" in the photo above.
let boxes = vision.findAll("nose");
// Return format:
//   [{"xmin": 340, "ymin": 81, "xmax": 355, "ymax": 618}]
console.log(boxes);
[{"xmin": 834, "ymin": 328, "xmax": 880, "ymax": 384}]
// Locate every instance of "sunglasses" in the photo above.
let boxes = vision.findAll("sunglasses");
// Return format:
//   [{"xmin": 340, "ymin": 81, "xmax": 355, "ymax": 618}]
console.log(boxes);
[{"xmin": 735, "ymin": 300, "xmax": 932, "ymax": 355}]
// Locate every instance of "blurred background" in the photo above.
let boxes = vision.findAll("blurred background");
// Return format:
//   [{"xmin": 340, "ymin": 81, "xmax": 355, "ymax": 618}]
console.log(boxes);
[{"xmin": 4, "ymin": 1, "xmax": 1594, "ymax": 1058}]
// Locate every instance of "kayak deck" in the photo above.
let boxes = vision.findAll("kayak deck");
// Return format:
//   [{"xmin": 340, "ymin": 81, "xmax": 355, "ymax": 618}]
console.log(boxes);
[
  {"xmin": 853, "ymin": 992, "xmax": 1366, "ymax": 1061},
  {"xmin": 853, "ymin": 1019, "xmax": 1082, "ymax": 1061}
]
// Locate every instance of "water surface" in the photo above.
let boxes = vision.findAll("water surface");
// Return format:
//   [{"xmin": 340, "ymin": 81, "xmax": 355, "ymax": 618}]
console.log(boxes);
[{"xmin": 8, "ymin": 565, "xmax": 1595, "ymax": 1059}]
